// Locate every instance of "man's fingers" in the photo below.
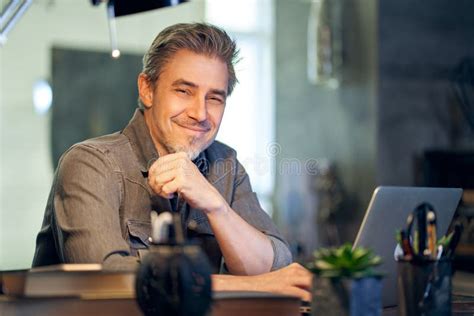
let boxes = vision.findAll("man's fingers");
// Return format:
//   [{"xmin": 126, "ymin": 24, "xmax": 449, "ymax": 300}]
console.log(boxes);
[
  {"xmin": 148, "ymin": 168, "xmax": 178, "ymax": 198},
  {"xmin": 284, "ymin": 287, "xmax": 312, "ymax": 302},
  {"xmin": 150, "ymin": 152, "xmax": 188, "ymax": 169},
  {"xmin": 290, "ymin": 275, "xmax": 313, "ymax": 291},
  {"xmin": 149, "ymin": 159, "xmax": 179, "ymax": 176},
  {"xmin": 150, "ymin": 168, "xmax": 176, "ymax": 187},
  {"xmin": 161, "ymin": 180, "xmax": 180, "ymax": 198},
  {"xmin": 149, "ymin": 154, "xmax": 190, "ymax": 177},
  {"xmin": 148, "ymin": 171, "xmax": 179, "ymax": 199}
]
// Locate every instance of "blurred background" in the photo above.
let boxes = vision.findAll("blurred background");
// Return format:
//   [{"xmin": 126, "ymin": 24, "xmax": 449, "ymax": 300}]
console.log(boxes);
[{"xmin": 0, "ymin": 0, "xmax": 473, "ymax": 276}]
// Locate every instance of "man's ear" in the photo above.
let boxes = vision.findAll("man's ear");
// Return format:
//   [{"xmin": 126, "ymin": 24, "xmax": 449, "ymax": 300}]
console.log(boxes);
[{"xmin": 137, "ymin": 73, "xmax": 153, "ymax": 109}]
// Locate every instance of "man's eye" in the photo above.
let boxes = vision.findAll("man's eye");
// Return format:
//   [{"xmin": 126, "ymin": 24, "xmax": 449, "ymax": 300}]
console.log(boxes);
[
  {"xmin": 208, "ymin": 97, "xmax": 224, "ymax": 104},
  {"xmin": 175, "ymin": 89, "xmax": 188, "ymax": 95}
]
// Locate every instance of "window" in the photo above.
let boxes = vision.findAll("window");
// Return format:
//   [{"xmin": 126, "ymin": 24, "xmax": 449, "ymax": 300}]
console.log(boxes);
[{"xmin": 206, "ymin": 0, "xmax": 275, "ymax": 214}]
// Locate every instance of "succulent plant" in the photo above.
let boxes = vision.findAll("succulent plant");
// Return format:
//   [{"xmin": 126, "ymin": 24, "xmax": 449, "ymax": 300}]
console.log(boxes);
[{"xmin": 308, "ymin": 243, "xmax": 382, "ymax": 278}]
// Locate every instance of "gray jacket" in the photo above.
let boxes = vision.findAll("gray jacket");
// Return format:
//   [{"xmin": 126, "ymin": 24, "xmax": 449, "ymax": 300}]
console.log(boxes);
[{"xmin": 33, "ymin": 109, "xmax": 292, "ymax": 272}]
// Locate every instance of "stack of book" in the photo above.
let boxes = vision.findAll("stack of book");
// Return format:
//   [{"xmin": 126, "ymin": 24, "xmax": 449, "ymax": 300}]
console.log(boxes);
[{"xmin": 1, "ymin": 264, "xmax": 135, "ymax": 298}]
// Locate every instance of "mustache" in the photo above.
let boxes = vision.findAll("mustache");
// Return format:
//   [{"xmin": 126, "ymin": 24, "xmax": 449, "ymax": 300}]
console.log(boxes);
[{"xmin": 172, "ymin": 117, "xmax": 211, "ymax": 131}]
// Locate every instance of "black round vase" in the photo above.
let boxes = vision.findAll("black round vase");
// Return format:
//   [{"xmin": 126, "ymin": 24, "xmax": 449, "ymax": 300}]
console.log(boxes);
[{"xmin": 135, "ymin": 243, "xmax": 213, "ymax": 316}]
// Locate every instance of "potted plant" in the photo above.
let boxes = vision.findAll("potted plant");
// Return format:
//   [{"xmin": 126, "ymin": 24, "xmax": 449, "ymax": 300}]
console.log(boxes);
[{"xmin": 307, "ymin": 243, "xmax": 383, "ymax": 316}]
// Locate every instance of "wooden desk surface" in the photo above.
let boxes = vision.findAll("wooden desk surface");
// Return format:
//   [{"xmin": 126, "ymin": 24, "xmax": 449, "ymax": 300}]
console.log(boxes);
[
  {"xmin": 0, "ymin": 291, "xmax": 302, "ymax": 316},
  {"xmin": 3, "ymin": 269, "xmax": 474, "ymax": 316},
  {"xmin": 3, "ymin": 294, "xmax": 474, "ymax": 316}
]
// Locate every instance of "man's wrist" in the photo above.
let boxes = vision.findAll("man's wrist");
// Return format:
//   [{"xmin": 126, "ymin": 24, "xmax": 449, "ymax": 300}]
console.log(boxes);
[{"xmin": 205, "ymin": 198, "xmax": 229, "ymax": 215}]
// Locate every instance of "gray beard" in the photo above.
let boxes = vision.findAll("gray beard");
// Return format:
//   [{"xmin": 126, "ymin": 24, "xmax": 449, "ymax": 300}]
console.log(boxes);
[{"xmin": 163, "ymin": 136, "xmax": 202, "ymax": 160}]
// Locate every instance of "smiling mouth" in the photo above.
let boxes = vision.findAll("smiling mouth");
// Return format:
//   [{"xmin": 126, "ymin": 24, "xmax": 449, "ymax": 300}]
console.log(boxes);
[{"xmin": 174, "ymin": 122, "xmax": 210, "ymax": 133}]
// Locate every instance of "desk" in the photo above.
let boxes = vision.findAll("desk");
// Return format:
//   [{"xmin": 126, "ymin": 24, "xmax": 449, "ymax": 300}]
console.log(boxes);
[
  {"xmin": 3, "ymin": 294, "xmax": 474, "ymax": 315},
  {"xmin": 0, "ymin": 291, "xmax": 301, "ymax": 316},
  {"xmin": 3, "ymin": 269, "xmax": 474, "ymax": 316}
]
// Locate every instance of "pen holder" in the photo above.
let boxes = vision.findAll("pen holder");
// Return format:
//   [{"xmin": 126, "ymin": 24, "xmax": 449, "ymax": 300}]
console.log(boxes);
[{"xmin": 397, "ymin": 258, "xmax": 452, "ymax": 316}]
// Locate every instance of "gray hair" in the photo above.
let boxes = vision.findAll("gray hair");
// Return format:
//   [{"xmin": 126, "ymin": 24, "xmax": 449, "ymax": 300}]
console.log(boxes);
[{"xmin": 138, "ymin": 23, "xmax": 239, "ymax": 109}]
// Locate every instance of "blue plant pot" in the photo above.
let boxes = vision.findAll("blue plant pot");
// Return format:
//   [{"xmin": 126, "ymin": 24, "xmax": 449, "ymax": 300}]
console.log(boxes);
[
  {"xmin": 350, "ymin": 277, "xmax": 383, "ymax": 316},
  {"xmin": 312, "ymin": 276, "xmax": 382, "ymax": 316}
]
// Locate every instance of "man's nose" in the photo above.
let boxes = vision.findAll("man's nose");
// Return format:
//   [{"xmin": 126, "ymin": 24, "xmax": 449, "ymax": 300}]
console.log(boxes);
[{"xmin": 187, "ymin": 95, "xmax": 207, "ymax": 122}]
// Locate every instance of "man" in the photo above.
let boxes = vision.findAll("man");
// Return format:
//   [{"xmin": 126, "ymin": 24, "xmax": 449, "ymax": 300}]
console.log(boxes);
[{"xmin": 33, "ymin": 23, "xmax": 311, "ymax": 300}]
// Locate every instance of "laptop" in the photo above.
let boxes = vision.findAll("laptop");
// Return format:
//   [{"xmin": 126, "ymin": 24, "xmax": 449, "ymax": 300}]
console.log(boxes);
[{"xmin": 353, "ymin": 186, "xmax": 462, "ymax": 307}]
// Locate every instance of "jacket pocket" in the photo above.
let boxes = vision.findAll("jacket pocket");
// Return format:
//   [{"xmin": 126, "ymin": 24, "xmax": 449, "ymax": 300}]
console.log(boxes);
[{"xmin": 127, "ymin": 220, "xmax": 151, "ymax": 256}]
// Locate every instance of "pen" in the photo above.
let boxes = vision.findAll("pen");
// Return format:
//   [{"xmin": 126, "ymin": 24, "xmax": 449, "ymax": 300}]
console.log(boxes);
[
  {"xmin": 426, "ymin": 211, "xmax": 437, "ymax": 259},
  {"xmin": 399, "ymin": 229, "xmax": 414, "ymax": 259},
  {"xmin": 413, "ymin": 231, "xmax": 419, "ymax": 255},
  {"xmin": 416, "ymin": 205, "xmax": 427, "ymax": 257},
  {"xmin": 438, "ymin": 230, "xmax": 453, "ymax": 250}
]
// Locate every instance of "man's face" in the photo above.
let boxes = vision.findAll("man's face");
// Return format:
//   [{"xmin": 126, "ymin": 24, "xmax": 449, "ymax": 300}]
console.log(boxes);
[{"xmin": 139, "ymin": 49, "xmax": 228, "ymax": 160}]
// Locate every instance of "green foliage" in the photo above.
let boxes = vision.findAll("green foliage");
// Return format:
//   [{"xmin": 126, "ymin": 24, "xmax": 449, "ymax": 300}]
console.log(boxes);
[{"xmin": 308, "ymin": 243, "xmax": 382, "ymax": 278}]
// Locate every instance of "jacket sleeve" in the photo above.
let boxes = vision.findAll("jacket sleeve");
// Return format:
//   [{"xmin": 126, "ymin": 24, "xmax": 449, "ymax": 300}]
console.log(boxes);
[
  {"xmin": 230, "ymin": 160, "xmax": 293, "ymax": 270},
  {"xmin": 49, "ymin": 143, "xmax": 138, "ymax": 270}
]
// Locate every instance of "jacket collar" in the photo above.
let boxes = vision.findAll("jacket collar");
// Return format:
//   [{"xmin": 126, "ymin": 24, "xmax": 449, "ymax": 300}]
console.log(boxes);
[{"xmin": 122, "ymin": 109, "xmax": 158, "ymax": 174}]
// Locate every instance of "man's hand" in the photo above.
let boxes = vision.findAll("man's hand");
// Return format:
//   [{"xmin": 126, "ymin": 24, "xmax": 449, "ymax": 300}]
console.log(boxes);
[
  {"xmin": 148, "ymin": 152, "xmax": 226, "ymax": 213},
  {"xmin": 250, "ymin": 263, "xmax": 313, "ymax": 301},
  {"xmin": 212, "ymin": 263, "xmax": 313, "ymax": 302}
]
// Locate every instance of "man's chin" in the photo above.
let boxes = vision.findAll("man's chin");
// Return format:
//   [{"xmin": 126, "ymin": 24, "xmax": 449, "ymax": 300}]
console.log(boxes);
[
  {"xmin": 166, "ymin": 138, "xmax": 214, "ymax": 160},
  {"xmin": 185, "ymin": 149, "xmax": 201, "ymax": 161},
  {"xmin": 170, "ymin": 145, "xmax": 202, "ymax": 160}
]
